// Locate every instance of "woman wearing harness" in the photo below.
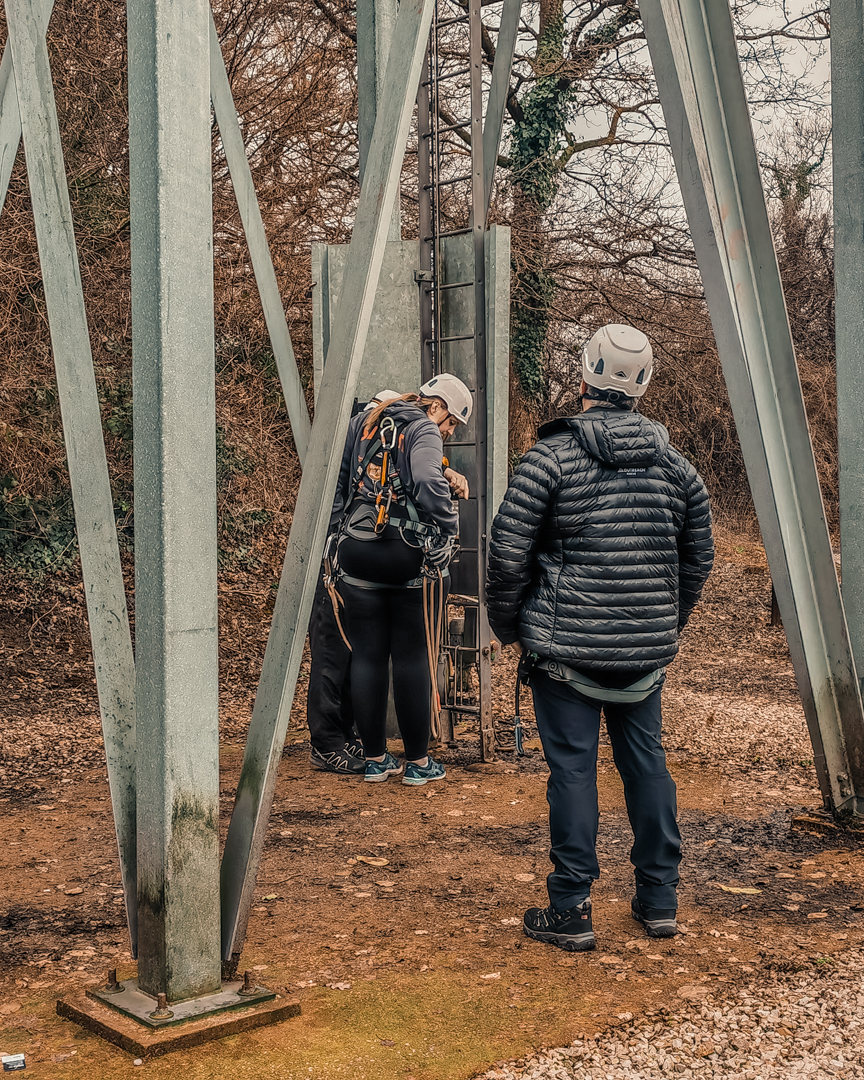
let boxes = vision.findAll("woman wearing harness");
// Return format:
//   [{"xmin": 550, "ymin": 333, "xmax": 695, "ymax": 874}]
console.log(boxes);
[{"xmin": 328, "ymin": 374, "xmax": 472, "ymax": 785}]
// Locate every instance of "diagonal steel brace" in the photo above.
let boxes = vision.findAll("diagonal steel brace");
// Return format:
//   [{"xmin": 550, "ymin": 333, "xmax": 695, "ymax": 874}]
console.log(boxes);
[
  {"xmin": 209, "ymin": 12, "xmax": 312, "ymax": 463},
  {"xmin": 3, "ymin": 6, "xmax": 312, "ymax": 467},
  {"xmin": 4, "ymin": 0, "xmax": 137, "ymax": 941},
  {"xmin": 219, "ymin": 0, "xmax": 436, "ymax": 962},
  {"xmin": 0, "ymin": 0, "xmax": 53, "ymax": 215},
  {"xmin": 641, "ymin": 0, "xmax": 864, "ymax": 814},
  {"xmin": 481, "ymin": 0, "xmax": 520, "ymax": 221}
]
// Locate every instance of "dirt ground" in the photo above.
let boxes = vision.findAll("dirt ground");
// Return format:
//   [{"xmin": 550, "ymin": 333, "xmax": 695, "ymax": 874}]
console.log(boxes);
[{"xmin": 1, "ymin": 532, "xmax": 863, "ymax": 1078}]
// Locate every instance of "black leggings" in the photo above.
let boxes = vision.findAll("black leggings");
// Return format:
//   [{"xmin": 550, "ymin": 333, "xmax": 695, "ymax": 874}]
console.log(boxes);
[{"xmin": 340, "ymin": 581, "xmax": 431, "ymax": 760}]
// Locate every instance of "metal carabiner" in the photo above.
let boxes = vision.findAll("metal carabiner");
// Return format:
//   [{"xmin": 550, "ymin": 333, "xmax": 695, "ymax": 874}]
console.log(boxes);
[
  {"xmin": 374, "ymin": 489, "xmax": 393, "ymax": 533},
  {"xmin": 379, "ymin": 415, "xmax": 397, "ymax": 451}
]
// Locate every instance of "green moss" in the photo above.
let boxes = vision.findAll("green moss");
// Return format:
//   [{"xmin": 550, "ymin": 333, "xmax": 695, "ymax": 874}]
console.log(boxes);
[{"xmin": 510, "ymin": 267, "xmax": 557, "ymax": 407}]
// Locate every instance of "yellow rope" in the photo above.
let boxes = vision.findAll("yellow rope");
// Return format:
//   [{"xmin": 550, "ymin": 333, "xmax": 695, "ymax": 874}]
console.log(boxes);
[{"xmin": 423, "ymin": 571, "xmax": 445, "ymax": 741}]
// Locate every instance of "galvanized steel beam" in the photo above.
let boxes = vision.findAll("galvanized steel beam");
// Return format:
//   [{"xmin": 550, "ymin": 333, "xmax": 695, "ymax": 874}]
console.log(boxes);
[
  {"xmin": 832, "ymin": 0, "xmax": 864, "ymax": 689},
  {"xmin": 208, "ymin": 13, "xmax": 312, "ymax": 464},
  {"xmin": 128, "ymin": 0, "xmax": 222, "ymax": 998},
  {"xmin": 219, "ymin": 0, "xmax": 435, "ymax": 962},
  {"xmin": 4, "ymin": 0, "xmax": 138, "ymax": 946},
  {"xmin": 0, "ymin": 0, "xmax": 54, "ymax": 222},
  {"xmin": 468, "ymin": 0, "xmax": 494, "ymax": 760},
  {"xmin": 3, "ymin": 10, "xmax": 312, "ymax": 464},
  {"xmin": 481, "ymin": 0, "xmax": 520, "ymax": 220},
  {"xmin": 357, "ymin": 0, "xmax": 402, "ymax": 239},
  {"xmin": 0, "ymin": 21, "xmax": 22, "ymax": 213},
  {"xmin": 641, "ymin": 0, "xmax": 864, "ymax": 813}
]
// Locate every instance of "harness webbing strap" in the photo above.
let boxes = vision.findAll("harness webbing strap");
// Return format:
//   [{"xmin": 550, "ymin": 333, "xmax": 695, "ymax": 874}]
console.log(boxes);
[
  {"xmin": 352, "ymin": 427, "xmax": 385, "ymax": 489},
  {"xmin": 536, "ymin": 659, "xmax": 666, "ymax": 703},
  {"xmin": 347, "ymin": 414, "xmax": 429, "ymax": 534},
  {"xmin": 338, "ymin": 568, "xmax": 450, "ymax": 590}
]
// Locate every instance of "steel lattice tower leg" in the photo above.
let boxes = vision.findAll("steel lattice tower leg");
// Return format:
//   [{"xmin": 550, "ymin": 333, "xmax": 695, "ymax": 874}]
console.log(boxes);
[{"xmin": 128, "ymin": 0, "xmax": 222, "ymax": 1001}]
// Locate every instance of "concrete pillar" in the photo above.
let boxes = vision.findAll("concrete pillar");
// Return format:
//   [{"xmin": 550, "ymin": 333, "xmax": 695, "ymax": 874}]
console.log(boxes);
[{"xmin": 128, "ymin": 0, "xmax": 221, "ymax": 1000}]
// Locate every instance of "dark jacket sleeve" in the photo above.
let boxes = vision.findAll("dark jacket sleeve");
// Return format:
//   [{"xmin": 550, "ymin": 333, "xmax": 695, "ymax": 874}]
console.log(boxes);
[
  {"xmin": 404, "ymin": 420, "xmax": 459, "ymax": 538},
  {"xmin": 330, "ymin": 413, "xmax": 363, "ymax": 530},
  {"xmin": 487, "ymin": 441, "xmax": 562, "ymax": 644},
  {"xmin": 676, "ymin": 462, "xmax": 714, "ymax": 629}
]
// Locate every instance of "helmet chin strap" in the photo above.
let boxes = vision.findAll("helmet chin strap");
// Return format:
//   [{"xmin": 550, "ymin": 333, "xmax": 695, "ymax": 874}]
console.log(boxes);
[
  {"xmin": 581, "ymin": 387, "xmax": 635, "ymax": 409},
  {"xmin": 583, "ymin": 387, "xmax": 626, "ymax": 403}
]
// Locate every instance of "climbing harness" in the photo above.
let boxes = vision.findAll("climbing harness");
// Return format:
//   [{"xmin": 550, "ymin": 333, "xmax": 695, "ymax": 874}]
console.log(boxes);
[
  {"xmin": 536, "ymin": 659, "xmax": 666, "ymax": 703},
  {"xmin": 322, "ymin": 407, "xmax": 456, "ymax": 683}
]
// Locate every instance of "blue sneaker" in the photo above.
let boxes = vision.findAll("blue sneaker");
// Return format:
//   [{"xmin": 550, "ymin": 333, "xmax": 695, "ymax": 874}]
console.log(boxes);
[
  {"xmin": 364, "ymin": 752, "xmax": 403, "ymax": 783},
  {"xmin": 402, "ymin": 756, "xmax": 446, "ymax": 786}
]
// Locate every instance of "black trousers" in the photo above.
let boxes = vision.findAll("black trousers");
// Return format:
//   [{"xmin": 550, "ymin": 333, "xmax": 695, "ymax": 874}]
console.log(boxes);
[
  {"xmin": 340, "ymin": 581, "xmax": 431, "ymax": 761},
  {"xmin": 306, "ymin": 574, "xmax": 355, "ymax": 753},
  {"xmin": 531, "ymin": 671, "xmax": 681, "ymax": 912}
]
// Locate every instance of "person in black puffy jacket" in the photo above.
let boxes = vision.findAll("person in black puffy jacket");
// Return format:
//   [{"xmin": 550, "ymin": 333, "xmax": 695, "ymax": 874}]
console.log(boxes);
[{"xmin": 487, "ymin": 324, "xmax": 714, "ymax": 952}]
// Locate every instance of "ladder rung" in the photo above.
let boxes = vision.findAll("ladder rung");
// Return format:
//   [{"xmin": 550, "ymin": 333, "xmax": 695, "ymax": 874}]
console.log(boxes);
[
  {"xmin": 440, "ymin": 280, "xmax": 473, "ymax": 290},
  {"xmin": 422, "ymin": 227, "xmax": 472, "ymax": 241},
  {"xmin": 421, "ymin": 67, "xmax": 470, "ymax": 86},
  {"xmin": 435, "ymin": 14, "xmax": 469, "ymax": 27},
  {"xmin": 428, "ymin": 333, "xmax": 475, "ymax": 343},
  {"xmin": 438, "ymin": 66, "xmax": 471, "ymax": 81},
  {"xmin": 422, "ymin": 121, "xmax": 470, "ymax": 138},
  {"xmin": 423, "ymin": 173, "xmax": 471, "ymax": 190}
]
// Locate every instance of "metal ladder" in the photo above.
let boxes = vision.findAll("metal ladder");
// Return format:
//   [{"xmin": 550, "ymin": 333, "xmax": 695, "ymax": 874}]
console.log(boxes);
[{"xmin": 417, "ymin": 0, "xmax": 495, "ymax": 760}]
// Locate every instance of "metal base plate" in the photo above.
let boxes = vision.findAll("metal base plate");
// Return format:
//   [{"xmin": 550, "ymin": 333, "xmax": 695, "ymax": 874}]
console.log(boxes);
[
  {"xmin": 87, "ymin": 979, "xmax": 274, "ymax": 1028},
  {"xmin": 58, "ymin": 985, "xmax": 300, "ymax": 1059}
]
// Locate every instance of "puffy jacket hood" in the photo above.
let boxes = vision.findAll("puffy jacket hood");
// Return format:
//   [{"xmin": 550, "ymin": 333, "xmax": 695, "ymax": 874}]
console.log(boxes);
[{"xmin": 540, "ymin": 408, "xmax": 670, "ymax": 468}]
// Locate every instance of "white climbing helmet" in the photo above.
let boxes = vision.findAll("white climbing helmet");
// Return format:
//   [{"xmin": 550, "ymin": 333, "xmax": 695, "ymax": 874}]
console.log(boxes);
[
  {"xmin": 419, "ymin": 373, "xmax": 473, "ymax": 424},
  {"xmin": 369, "ymin": 389, "xmax": 402, "ymax": 405},
  {"xmin": 581, "ymin": 324, "xmax": 654, "ymax": 399}
]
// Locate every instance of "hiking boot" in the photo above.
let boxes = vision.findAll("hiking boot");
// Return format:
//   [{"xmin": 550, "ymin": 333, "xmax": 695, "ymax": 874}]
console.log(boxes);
[
  {"xmin": 310, "ymin": 745, "xmax": 365, "ymax": 775},
  {"xmin": 631, "ymin": 896, "xmax": 678, "ymax": 938},
  {"xmin": 402, "ymin": 756, "xmax": 446, "ymax": 786},
  {"xmin": 364, "ymin": 751, "xmax": 403, "ymax": 783},
  {"xmin": 523, "ymin": 899, "xmax": 595, "ymax": 952}
]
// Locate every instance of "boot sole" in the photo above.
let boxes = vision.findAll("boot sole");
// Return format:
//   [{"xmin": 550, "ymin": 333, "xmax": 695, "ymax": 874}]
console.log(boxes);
[
  {"xmin": 364, "ymin": 769, "xmax": 403, "ymax": 783},
  {"xmin": 310, "ymin": 758, "xmax": 365, "ymax": 776},
  {"xmin": 402, "ymin": 771, "xmax": 446, "ymax": 786},
  {"xmin": 631, "ymin": 908, "xmax": 678, "ymax": 938},
  {"xmin": 311, "ymin": 761, "xmax": 365, "ymax": 775},
  {"xmin": 522, "ymin": 926, "xmax": 595, "ymax": 952}
]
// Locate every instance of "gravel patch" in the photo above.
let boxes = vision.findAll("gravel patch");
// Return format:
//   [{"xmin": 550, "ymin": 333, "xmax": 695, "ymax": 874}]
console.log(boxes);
[
  {"xmin": 477, "ymin": 951, "xmax": 864, "ymax": 1079},
  {"xmin": 662, "ymin": 692, "xmax": 812, "ymax": 771}
]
